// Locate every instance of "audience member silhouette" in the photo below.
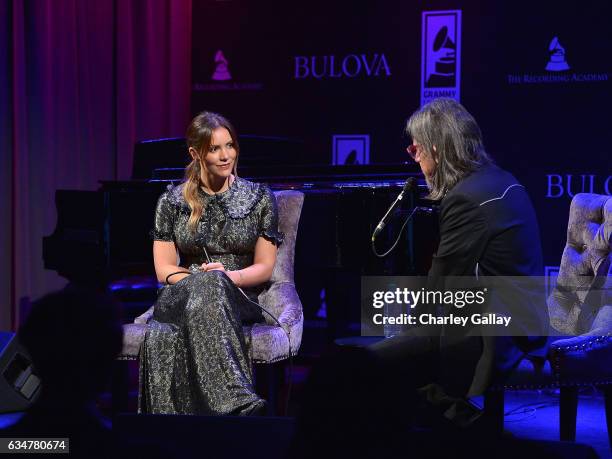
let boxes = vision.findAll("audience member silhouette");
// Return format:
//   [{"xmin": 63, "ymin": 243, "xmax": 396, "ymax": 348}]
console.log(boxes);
[{"xmin": 1, "ymin": 286, "xmax": 122, "ymax": 458}]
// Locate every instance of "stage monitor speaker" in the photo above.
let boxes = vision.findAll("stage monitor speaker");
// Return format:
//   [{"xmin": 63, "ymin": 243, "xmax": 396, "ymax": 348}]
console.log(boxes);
[{"xmin": 0, "ymin": 332, "xmax": 41, "ymax": 413}]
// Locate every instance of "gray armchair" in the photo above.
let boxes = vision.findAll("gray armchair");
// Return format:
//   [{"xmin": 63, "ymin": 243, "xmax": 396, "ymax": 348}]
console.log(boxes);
[
  {"xmin": 485, "ymin": 193, "xmax": 612, "ymax": 449},
  {"xmin": 117, "ymin": 190, "xmax": 305, "ymax": 414}
]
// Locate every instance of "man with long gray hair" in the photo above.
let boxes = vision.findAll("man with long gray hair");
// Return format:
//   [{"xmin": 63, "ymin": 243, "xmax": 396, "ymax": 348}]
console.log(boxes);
[{"xmin": 372, "ymin": 98, "xmax": 548, "ymax": 432}]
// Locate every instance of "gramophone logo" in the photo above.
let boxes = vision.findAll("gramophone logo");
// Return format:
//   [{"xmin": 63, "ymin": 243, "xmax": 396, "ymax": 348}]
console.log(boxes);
[
  {"xmin": 421, "ymin": 10, "xmax": 462, "ymax": 106},
  {"xmin": 507, "ymin": 36, "xmax": 608, "ymax": 85},
  {"xmin": 211, "ymin": 50, "xmax": 232, "ymax": 81},
  {"xmin": 193, "ymin": 49, "xmax": 263, "ymax": 92},
  {"xmin": 545, "ymin": 37, "xmax": 570, "ymax": 72}
]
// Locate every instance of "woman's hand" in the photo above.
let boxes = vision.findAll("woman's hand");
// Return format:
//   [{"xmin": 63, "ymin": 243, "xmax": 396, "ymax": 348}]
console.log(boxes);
[
  {"xmin": 200, "ymin": 262, "xmax": 225, "ymax": 272},
  {"xmin": 198, "ymin": 238, "xmax": 276, "ymax": 288},
  {"xmin": 200, "ymin": 262, "xmax": 242, "ymax": 286}
]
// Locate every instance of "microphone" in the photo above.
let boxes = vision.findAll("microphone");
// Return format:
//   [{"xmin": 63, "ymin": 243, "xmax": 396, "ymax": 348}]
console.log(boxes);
[{"xmin": 371, "ymin": 177, "xmax": 417, "ymax": 242}]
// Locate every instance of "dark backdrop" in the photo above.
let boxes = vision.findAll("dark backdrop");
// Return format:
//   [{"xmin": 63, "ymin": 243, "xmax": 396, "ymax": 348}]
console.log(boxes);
[{"xmin": 191, "ymin": 0, "xmax": 612, "ymax": 269}]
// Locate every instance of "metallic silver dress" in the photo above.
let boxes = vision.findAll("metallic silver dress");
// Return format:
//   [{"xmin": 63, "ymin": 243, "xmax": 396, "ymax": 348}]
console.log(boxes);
[{"xmin": 141, "ymin": 177, "xmax": 284, "ymax": 415}]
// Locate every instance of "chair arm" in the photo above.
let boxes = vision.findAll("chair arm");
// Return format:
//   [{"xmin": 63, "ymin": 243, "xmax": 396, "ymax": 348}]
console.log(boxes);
[
  {"xmin": 548, "ymin": 289, "xmax": 580, "ymax": 335},
  {"xmin": 551, "ymin": 334, "xmax": 611, "ymax": 350},
  {"xmin": 134, "ymin": 305, "xmax": 154, "ymax": 324},
  {"xmin": 254, "ymin": 281, "xmax": 304, "ymax": 356},
  {"xmin": 582, "ymin": 304, "xmax": 612, "ymax": 336},
  {"xmin": 272, "ymin": 282, "xmax": 304, "ymax": 331}
]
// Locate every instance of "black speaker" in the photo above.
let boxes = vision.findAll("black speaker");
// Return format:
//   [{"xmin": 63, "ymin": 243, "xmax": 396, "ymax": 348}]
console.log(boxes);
[{"xmin": 0, "ymin": 332, "xmax": 41, "ymax": 413}]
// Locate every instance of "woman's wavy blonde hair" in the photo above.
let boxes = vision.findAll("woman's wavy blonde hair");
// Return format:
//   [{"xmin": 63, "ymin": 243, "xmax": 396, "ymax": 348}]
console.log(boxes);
[{"xmin": 183, "ymin": 112, "xmax": 240, "ymax": 232}]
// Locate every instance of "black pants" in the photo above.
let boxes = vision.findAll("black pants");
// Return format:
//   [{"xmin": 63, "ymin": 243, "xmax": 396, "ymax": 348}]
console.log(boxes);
[{"xmin": 369, "ymin": 329, "xmax": 485, "ymax": 428}]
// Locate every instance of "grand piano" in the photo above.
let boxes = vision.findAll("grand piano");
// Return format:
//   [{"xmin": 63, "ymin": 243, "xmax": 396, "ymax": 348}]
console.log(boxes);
[{"xmin": 43, "ymin": 137, "xmax": 438, "ymax": 341}]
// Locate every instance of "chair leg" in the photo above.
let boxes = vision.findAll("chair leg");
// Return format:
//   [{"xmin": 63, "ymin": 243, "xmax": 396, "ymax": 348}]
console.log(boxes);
[
  {"xmin": 255, "ymin": 362, "xmax": 287, "ymax": 416},
  {"xmin": 559, "ymin": 386, "xmax": 578, "ymax": 441},
  {"xmin": 267, "ymin": 364, "xmax": 276, "ymax": 416},
  {"xmin": 267, "ymin": 362, "xmax": 287, "ymax": 416},
  {"xmin": 111, "ymin": 359, "xmax": 130, "ymax": 416},
  {"xmin": 601, "ymin": 385, "xmax": 612, "ymax": 451},
  {"xmin": 483, "ymin": 389, "xmax": 505, "ymax": 435}
]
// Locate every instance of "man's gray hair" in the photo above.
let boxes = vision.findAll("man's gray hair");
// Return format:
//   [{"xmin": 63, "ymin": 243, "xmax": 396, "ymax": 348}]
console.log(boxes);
[{"xmin": 406, "ymin": 98, "xmax": 492, "ymax": 200}]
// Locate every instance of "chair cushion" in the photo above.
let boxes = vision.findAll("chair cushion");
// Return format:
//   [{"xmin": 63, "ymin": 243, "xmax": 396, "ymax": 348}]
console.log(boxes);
[
  {"xmin": 549, "ymin": 335, "xmax": 612, "ymax": 385},
  {"xmin": 494, "ymin": 335, "xmax": 612, "ymax": 389}
]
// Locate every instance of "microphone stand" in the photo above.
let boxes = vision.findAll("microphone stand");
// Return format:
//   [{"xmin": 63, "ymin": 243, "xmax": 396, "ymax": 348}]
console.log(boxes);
[
  {"xmin": 371, "ymin": 189, "xmax": 409, "ymax": 242},
  {"xmin": 371, "ymin": 178, "xmax": 429, "ymax": 258}
]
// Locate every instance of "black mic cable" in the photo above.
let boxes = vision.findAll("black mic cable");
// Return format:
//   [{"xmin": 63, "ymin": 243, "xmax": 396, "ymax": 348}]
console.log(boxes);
[
  {"xmin": 202, "ymin": 246, "xmax": 294, "ymax": 414},
  {"xmin": 372, "ymin": 207, "xmax": 418, "ymax": 258}
]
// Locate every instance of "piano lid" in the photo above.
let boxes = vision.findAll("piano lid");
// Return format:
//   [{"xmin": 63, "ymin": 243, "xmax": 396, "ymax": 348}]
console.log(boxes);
[
  {"xmin": 102, "ymin": 162, "xmax": 428, "ymax": 195},
  {"xmin": 152, "ymin": 162, "xmax": 422, "ymax": 186},
  {"xmin": 131, "ymin": 135, "xmax": 309, "ymax": 180}
]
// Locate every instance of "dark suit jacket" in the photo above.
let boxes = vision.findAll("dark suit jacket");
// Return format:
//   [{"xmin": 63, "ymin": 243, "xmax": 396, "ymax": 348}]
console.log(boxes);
[{"xmin": 427, "ymin": 164, "xmax": 548, "ymax": 396}]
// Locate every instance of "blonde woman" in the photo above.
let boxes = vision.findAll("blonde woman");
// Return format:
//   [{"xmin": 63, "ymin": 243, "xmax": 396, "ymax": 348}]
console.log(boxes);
[{"xmin": 142, "ymin": 112, "xmax": 283, "ymax": 415}]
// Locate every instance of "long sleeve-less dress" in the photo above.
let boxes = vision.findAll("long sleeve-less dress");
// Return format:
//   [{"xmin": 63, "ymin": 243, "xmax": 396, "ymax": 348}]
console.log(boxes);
[{"xmin": 141, "ymin": 177, "xmax": 284, "ymax": 415}]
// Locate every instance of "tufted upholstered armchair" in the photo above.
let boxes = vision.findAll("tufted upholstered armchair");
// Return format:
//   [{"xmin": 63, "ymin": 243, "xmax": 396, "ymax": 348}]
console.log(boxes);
[
  {"xmin": 117, "ymin": 190, "xmax": 305, "ymax": 415},
  {"xmin": 484, "ymin": 193, "xmax": 612, "ymax": 448}
]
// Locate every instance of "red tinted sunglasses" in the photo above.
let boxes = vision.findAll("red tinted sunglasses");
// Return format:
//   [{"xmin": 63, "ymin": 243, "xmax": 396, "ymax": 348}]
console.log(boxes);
[{"xmin": 406, "ymin": 144, "xmax": 418, "ymax": 160}]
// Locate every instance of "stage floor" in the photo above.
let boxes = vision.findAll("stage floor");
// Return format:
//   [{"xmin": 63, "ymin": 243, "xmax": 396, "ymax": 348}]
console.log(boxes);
[
  {"xmin": 0, "ymin": 389, "xmax": 609, "ymax": 458},
  {"xmin": 492, "ymin": 389, "xmax": 610, "ymax": 459}
]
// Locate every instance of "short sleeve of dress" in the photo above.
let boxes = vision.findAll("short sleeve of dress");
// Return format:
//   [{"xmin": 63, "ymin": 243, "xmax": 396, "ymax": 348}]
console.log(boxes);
[
  {"xmin": 150, "ymin": 191, "xmax": 176, "ymax": 242},
  {"xmin": 258, "ymin": 186, "xmax": 284, "ymax": 246}
]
